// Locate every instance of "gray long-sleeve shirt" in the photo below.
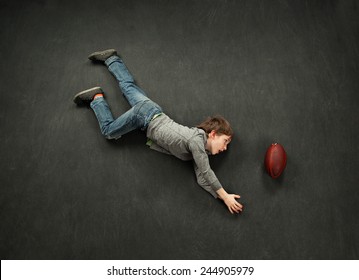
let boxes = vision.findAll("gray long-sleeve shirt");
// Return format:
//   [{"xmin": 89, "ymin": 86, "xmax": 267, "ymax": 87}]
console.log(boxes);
[{"xmin": 146, "ymin": 114, "xmax": 222, "ymax": 198}]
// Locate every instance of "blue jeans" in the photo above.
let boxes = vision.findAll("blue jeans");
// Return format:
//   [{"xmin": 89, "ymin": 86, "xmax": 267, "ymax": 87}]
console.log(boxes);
[{"xmin": 90, "ymin": 56, "xmax": 162, "ymax": 139}]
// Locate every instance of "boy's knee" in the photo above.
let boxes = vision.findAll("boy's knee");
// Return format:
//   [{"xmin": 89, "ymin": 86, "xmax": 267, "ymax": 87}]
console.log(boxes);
[
  {"xmin": 100, "ymin": 127, "xmax": 117, "ymax": 140},
  {"xmin": 103, "ymin": 133, "xmax": 114, "ymax": 140},
  {"xmin": 103, "ymin": 132, "xmax": 121, "ymax": 140}
]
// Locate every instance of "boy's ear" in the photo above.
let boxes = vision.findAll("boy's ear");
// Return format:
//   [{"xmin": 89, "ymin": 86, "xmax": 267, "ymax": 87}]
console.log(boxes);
[{"xmin": 209, "ymin": 130, "xmax": 217, "ymax": 138}]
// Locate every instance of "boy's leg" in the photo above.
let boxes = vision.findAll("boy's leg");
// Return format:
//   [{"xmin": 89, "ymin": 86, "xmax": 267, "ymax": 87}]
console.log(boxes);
[
  {"xmin": 84, "ymin": 50, "xmax": 163, "ymax": 138},
  {"xmin": 73, "ymin": 87, "xmax": 142, "ymax": 140},
  {"xmin": 104, "ymin": 55, "xmax": 150, "ymax": 107},
  {"xmin": 90, "ymin": 96, "xmax": 142, "ymax": 140}
]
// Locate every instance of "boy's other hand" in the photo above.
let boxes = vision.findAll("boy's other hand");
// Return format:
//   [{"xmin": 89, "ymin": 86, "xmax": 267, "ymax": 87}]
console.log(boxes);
[
  {"xmin": 216, "ymin": 188, "xmax": 243, "ymax": 214},
  {"xmin": 224, "ymin": 194, "xmax": 243, "ymax": 214}
]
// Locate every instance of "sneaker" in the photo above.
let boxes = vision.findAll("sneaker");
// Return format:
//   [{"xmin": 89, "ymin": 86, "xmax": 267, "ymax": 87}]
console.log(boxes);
[
  {"xmin": 88, "ymin": 49, "xmax": 117, "ymax": 62},
  {"xmin": 73, "ymin": 86, "xmax": 103, "ymax": 105}
]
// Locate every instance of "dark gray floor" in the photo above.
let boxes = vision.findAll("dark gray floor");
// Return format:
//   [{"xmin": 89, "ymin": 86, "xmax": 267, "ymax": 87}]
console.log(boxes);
[{"xmin": 1, "ymin": 0, "xmax": 358, "ymax": 260}]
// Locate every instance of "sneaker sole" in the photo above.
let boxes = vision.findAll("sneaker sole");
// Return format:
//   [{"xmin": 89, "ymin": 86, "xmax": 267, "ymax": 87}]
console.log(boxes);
[
  {"xmin": 88, "ymin": 49, "xmax": 117, "ymax": 61},
  {"xmin": 73, "ymin": 86, "xmax": 103, "ymax": 105}
]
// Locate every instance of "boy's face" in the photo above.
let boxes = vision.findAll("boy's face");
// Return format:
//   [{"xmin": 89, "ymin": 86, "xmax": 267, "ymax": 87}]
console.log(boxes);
[{"xmin": 206, "ymin": 131, "xmax": 232, "ymax": 155}]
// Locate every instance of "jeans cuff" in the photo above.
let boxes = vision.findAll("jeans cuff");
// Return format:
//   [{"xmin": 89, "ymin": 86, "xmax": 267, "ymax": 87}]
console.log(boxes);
[
  {"xmin": 90, "ymin": 96, "xmax": 105, "ymax": 108},
  {"xmin": 105, "ymin": 55, "xmax": 121, "ymax": 67}
]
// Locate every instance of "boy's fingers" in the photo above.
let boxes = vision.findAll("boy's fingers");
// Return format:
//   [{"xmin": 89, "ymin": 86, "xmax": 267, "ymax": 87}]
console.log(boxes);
[{"xmin": 235, "ymin": 203, "xmax": 243, "ymax": 211}]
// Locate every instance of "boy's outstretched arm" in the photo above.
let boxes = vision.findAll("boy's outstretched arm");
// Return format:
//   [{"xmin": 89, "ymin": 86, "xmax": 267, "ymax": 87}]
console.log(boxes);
[{"xmin": 216, "ymin": 188, "xmax": 243, "ymax": 214}]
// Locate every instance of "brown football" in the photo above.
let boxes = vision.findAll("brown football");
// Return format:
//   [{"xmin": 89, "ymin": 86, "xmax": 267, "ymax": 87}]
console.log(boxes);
[{"xmin": 264, "ymin": 143, "xmax": 287, "ymax": 179}]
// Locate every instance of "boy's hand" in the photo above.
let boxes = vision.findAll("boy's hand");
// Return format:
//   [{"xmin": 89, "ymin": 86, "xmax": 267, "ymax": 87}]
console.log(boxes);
[
  {"xmin": 223, "ymin": 194, "xmax": 243, "ymax": 214},
  {"xmin": 216, "ymin": 188, "xmax": 243, "ymax": 214}
]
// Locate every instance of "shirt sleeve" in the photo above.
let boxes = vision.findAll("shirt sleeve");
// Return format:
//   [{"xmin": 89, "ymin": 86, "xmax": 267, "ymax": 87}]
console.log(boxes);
[{"xmin": 188, "ymin": 137, "xmax": 222, "ymax": 197}]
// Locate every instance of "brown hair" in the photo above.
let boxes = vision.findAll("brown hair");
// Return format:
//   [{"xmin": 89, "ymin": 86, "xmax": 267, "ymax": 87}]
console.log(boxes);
[{"xmin": 196, "ymin": 115, "xmax": 233, "ymax": 137}]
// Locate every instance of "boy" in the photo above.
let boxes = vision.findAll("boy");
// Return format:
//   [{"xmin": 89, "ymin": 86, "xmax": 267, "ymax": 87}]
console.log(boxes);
[{"xmin": 73, "ymin": 49, "xmax": 243, "ymax": 214}]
